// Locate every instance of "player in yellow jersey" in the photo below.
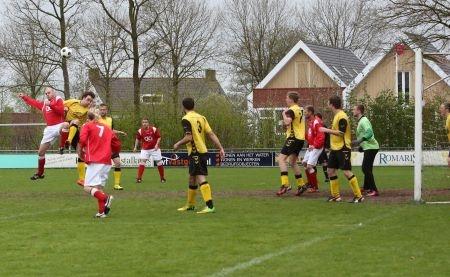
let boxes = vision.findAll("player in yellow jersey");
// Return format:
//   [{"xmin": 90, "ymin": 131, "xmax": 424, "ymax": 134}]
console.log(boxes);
[
  {"xmin": 173, "ymin": 97, "xmax": 225, "ymax": 214},
  {"xmin": 276, "ymin": 91, "xmax": 307, "ymax": 196},
  {"xmin": 319, "ymin": 96, "xmax": 363, "ymax": 203},
  {"xmin": 59, "ymin": 91, "xmax": 95, "ymax": 186},
  {"xmin": 439, "ymin": 102, "xmax": 450, "ymax": 167},
  {"xmin": 98, "ymin": 103, "xmax": 127, "ymax": 190}
]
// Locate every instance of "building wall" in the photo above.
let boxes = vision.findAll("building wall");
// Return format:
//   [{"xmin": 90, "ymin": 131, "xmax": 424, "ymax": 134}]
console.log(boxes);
[
  {"xmin": 352, "ymin": 49, "xmax": 450, "ymax": 100},
  {"xmin": 266, "ymin": 51, "xmax": 339, "ymax": 89}
]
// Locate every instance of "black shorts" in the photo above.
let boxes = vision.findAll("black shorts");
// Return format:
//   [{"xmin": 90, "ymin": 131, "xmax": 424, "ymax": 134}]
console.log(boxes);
[
  {"xmin": 111, "ymin": 152, "xmax": 120, "ymax": 159},
  {"xmin": 280, "ymin": 138, "xmax": 304, "ymax": 156},
  {"xmin": 328, "ymin": 148, "xmax": 352, "ymax": 170},
  {"xmin": 317, "ymin": 149, "xmax": 328, "ymax": 164},
  {"xmin": 189, "ymin": 153, "xmax": 208, "ymax": 176}
]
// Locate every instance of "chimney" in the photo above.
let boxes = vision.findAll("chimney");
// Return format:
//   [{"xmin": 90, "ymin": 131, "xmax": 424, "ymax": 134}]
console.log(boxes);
[{"xmin": 205, "ymin": 69, "xmax": 216, "ymax": 81}]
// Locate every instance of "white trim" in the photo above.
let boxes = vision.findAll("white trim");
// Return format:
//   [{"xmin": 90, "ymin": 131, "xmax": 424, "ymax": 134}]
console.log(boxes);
[
  {"xmin": 423, "ymin": 59, "xmax": 450, "ymax": 87},
  {"xmin": 256, "ymin": 40, "xmax": 347, "ymax": 89}
]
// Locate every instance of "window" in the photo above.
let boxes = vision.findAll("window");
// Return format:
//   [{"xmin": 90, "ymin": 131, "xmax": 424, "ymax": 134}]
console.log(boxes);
[
  {"xmin": 397, "ymin": 72, "xmax": 410, "ymax": 103},
  {"xmin": 141, "ymin": 94, "xmax": 163, "ymax": 104}
]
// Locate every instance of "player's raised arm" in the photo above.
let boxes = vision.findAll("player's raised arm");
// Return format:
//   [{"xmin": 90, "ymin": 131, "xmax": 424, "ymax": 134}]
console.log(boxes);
[
  {"xmin": 282, "ymin": 109, "xmax": 294, "ymax": 126},
  {"xmin": 18, "ymin": 93, "xmax": 44, "ymax": 110}
]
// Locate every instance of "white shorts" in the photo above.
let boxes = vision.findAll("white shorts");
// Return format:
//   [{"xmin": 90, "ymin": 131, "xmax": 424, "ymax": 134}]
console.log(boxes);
[
  {"xmin": 84, "ymin": 163, "xmax": 112, "ymax": 187},
  {"xmin": 41, "ymin": 122, "xmax": 65, "ymax": 145},
  {"xmin": 140, "ymin": 149, "xmax": 162, "ymax": 161},
  {"xmin": 303, "ymin": 148, "xmax": 324, "ymax": 166}
]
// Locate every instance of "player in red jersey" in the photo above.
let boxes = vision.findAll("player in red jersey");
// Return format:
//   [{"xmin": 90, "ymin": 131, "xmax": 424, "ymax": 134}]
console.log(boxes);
[
  {"xmin": 79, "ymin": 112, "xmax": 120, "ymax": 218},
  {"xmin": 302, "ymin": 106, "xmax": 325, "ymax": 193},
  {"xmin": 18, "ymin": 87, "xmax": 69, "ymax": 180},
  {"xmin": 133, "ymin": 118, "xmax": 166, "ymax": 183}
]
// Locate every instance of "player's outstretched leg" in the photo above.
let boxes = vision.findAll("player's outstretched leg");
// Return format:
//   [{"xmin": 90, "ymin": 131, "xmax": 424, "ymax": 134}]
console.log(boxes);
[
  {"xmin": 197, "ymin": 180, "xmax": 215, "ymax": 214},
  {"xmin": 31, "ymin": 142, "xmax": 51, "ymax": 180}
]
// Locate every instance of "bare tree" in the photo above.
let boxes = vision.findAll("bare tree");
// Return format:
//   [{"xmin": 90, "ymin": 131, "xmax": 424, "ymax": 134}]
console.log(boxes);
[
  {"xmin": 96, "ymin": 0, "xmax": 164, "ymax": 120},
  {"xmin": 13, "ymin": 0, "xmax": 86, "ymax": 99},
  {"xmin": 155, "ymin": 0, "xmax": 218, "ymax": 112},
  {"xmin": 298, "ymin": 0, "xmax": 388, "ymax": 61},
  {"xmin": 378, "ymin": 0, "xmax": 450, "ymax": 47},
  {"xmin": 223, "ymin": 0, "xmax": 303, "ymax": 93},
  {"xmin": 0, "ymin": 19, "xmax": 57, "ymax": 99},
  {"xmin": 79, "ymin": 8, "xmax": 128, "ymax": 107}
]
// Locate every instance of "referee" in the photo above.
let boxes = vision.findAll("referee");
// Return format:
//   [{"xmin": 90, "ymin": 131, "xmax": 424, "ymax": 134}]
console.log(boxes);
[{"xmin": 352, "ymin": 104, "xmax": 380, "ymax": 197}]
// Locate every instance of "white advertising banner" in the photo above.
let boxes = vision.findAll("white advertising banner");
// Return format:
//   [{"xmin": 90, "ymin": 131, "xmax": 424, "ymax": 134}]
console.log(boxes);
[
  {"xmin": 45, "ymin": 153, "xmax": 155, "ymax": 168},
  {"xmin": 350, "ymin": 150, "xmax": 448, "ymax": 166}
]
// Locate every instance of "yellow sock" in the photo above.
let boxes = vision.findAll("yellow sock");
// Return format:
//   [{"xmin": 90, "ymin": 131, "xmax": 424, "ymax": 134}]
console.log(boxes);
[
  {"xmin": 77, "ymin": 161, "xmax": 86, "ymax": 180},
  {"xmin": 68, "ymin": 125, "xmax": 78, "ymax": 143},
  {"xmin": 295, "ymin": 174, "xmax": 305, "ymax": 187},
  {"xmin": 280, "ymin": 172, "xmax": 289, "ymax": 187},
  {"xmin": 199, "ymin": 183, "xmax": 212, "ymax": 202},
  {"xmin": 114, "ymin": 169, "xmax": 121, "ymax": 186},
  {"xmin": 188, "ymin": 187, "xmax": 197, "ymax": 206},
  {"xmin": 330, "ymin": 177, "xmax": 340, "ymax": 197},
  {"xmin": 348, "ymin": 175, "xmax": 362, "ymax": 197}
]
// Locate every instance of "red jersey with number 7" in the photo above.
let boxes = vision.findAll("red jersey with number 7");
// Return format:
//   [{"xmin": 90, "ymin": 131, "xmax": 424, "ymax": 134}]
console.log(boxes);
[
  {"xmin": 136, "ymin": 126, "xmax": 160, "ymax": 150},
  {"xmin": 79, "ymin": 121, "xmax": 120, "ymax": 165}
]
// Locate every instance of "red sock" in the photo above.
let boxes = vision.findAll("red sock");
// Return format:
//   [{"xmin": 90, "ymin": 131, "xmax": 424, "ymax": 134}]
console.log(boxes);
[
  {"xmin": 37, "ymin": 157, "xmax": 45, "ymax": 176},
  {"xmin": 137, "ymin": 164, "xmax": 145, "ymax": 179},
  {"xmin": 305, "ymin": 170, "xmax": 311, "ymax": 184},
  {"xmin": 60, "ymin": 130, "xmax": 69, "ymax": 148},
  {"xmin": 157, "ymin": 165, "xmax": 165, "ymax": 180},
  {"xmin": 93, "ymin": 190, "xmax": 107, "ymax": 213},
  {"xmin": 310, "ymin": 171, "xmax": 318, "ymax": 189}
]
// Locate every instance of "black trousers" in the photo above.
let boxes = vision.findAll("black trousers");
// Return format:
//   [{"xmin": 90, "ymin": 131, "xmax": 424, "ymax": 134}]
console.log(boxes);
[{"xmin": 362, "ymin": 149, "xmax": 379, "ymax": 191}]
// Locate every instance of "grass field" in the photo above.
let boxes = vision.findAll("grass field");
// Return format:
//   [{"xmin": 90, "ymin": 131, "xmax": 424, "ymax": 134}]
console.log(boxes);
[{"xmin": 0, "ymin": 166, "xmax": 449, "ymax": 276}]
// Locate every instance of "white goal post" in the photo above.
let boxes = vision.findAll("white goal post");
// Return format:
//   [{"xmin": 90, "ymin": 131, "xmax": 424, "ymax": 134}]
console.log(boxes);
[{"xmin": 413, "ymin": 48, "xmax": 422, "ymax": 202}]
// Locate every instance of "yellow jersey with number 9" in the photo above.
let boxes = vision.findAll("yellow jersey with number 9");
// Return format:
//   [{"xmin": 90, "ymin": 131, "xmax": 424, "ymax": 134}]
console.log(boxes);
[
  {"xmin": 98, "ymin": 116, "xmax": 113, "ymax": 129},
  {"xmin": 182, "ymin": 111, "xmax": 212, "ymax": 155},
  {"xmin": 286, "ymin": 104, "xmax": 305, "ymax": 140}
]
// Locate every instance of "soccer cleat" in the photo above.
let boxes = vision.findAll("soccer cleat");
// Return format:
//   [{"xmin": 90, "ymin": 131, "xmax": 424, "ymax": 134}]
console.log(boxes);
[
  {"xmin": 366, "ymin": 190, "xmax": 379, "ymax": 197},
  {"xmin": 59, "ymin": 147, "xmax": 64, "ymax": 155},
  {"xmin": 307, "ymin": 187, "xmax": 319, "ymax": 193},
  {"xmin": 177, "ymin": 205, "xmax": 195, "ymax": 212},
  {"xmin": 294, "ymin": 185, "xmax": 309, "ymax": 196},
  {"xmin": 276, "ymin": 185, "xmax": 290, "ymax": 196},
  {"xmin": 136, "ymin": 178, "xmax": 142, "ymax": 184},
  {"xmin": 196, "ymin": 206, "xmax": 215, "ymax": 214},
  {"xmin": 76, "ymin": 179, "xmax": 84, "ymax": 187},
  {"xmin": 326, "ymin": 195, "xmax": 342, "ymax": 202},
  {"xmin": 104, "ymin": 195, "xmax": 114, "ymax": 215},
  {"xmin": 30, "ymin": 174, "xmax": 45, "ymax": 180},
  {"xmin": 348, "ymin": 196, "xmax": 364, "ymax": 203},
  {"xmin": 160, "ymin": 178, "xmax": 166, "ymax": 183},
  {"xmin": 113, "ymin": 185, "xmax": 124, "ymax": 190},
  {"xmin": 94, "ymin": 212, "xmax": 107, "ymax": 218}
]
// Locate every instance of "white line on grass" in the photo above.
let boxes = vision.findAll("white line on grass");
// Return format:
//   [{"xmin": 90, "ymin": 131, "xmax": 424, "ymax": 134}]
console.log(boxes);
[
  {"xmin": 0, "ymin": 207, "xmax": 80, "ymax": 221},
  {"xmin": 211, "ymin": 210, "xmax": 400, "ymax": 277}
]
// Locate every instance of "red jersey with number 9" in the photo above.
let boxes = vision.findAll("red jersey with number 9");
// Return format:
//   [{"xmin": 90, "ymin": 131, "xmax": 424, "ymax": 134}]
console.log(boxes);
[
  {"xmin": 79, "ymin": 121, "xmax": 120, "ymax": 165},
  {"xmin": 136, "ymin": 127, "xmax": 160, "ymax": 150}
]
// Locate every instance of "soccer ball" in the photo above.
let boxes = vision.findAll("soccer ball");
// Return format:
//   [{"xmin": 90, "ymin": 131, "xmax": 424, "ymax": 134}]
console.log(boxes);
[{"xmin": 60, "ymin": 47, "xmax": 72, "ymax": 58}]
